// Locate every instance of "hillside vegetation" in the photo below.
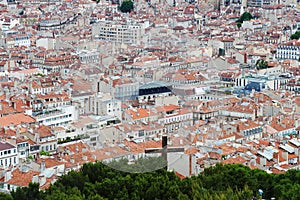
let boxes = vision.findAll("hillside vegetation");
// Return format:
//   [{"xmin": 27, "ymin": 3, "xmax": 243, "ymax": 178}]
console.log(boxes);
[{"xmin": 6, "ymin": 158, "xmax": 300, "ymax": 200}]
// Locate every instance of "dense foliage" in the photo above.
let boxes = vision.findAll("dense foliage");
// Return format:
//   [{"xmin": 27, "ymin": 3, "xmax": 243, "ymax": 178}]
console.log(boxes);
[
  {"xmin": 290, "ymin": 31, "xmax": 300, "ymax": 40},
  {"xmin": 119, "ymin": 0, "xmax": 133, "ymax": 13},
  {"xmin": 236, "ymin": 12, "xmax": 253, "ymax": 28},
  {"xmin": 255, "ymin": 59, "xmax": 268, "ymax": 70},
  {"xmin": 7, "ymin": 159, "xmax": 300, "ymax": 200},
  {"xmin": 106, "ymin": 157, "xmax": 167, "ymax": 173}
]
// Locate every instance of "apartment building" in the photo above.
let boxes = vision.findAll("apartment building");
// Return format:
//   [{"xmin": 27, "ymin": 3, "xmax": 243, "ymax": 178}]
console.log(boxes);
[
  {"xmin": 276, "ymin": 40, "xmax": 300, "ymax": 61},
  {"xmin": 246, "ymin": 0, "xmax": 274, "ymax": 7},
  {"xmin": 112, "ymin": 77, "xmax": 139, "ymax": 102},
  {"xmin": 30, "ymin": 92, "xmax": 78, "ymax": 127},
  {"xmin": 78, "ymin": 50, "xmax": 100, "ymax": 64},
  {"xmin": 0, "ymin": 142, "xmax": 18, "ymax": 169},
  {"xmin": 5, "ymin": 34, "xmax": 30, "ymax": 48},
  {"xmin": 92, "ymin": 20, "xmax": 144, "ymax": 45},
  {"xmin": 89, "ymin": 93, "xmax": 122, "ymax": 120}
]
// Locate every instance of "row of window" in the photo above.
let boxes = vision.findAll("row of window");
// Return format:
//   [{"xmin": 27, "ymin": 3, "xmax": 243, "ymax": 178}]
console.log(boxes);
[
  {"xmin": 41, "ymin": 144, "xmax": 56, "ymax": 152},
  {"xmin": 164, "ymin": 115, "xmax": 191, "ymax": 123},
  {"xmin": 44, "ymin": 114, "xmax": 72, "ymax": 122},
  {"xmin": 0, "ymin": 149, "xmax": 16, "ymax": 156},
  {"xmin": 244, "ymin": 127, "xmax": 262, "ymax": 136},
  {"xmin": 17, "ymin": 143, "xmax": 29, "ymax": 148},
  {"xmin": 0, "ymin": 157, "xmax": 17, "ymax": 167}
]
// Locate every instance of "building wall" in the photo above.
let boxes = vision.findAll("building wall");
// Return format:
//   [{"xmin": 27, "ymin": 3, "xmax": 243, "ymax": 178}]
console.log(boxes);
[
  {"xmin": 92, "ymin": 21, "xmax": 144, "ymax": 45},
  {"xmin": 276, "ymin": 45, "xmax": 300, "ymax": 60},
  {"xmin": 35, "ymin": 105, "xmax": 77, "ymax": 127},
  {"xmin": 0, "ymin": 146, "xmax": 18, "ymax": 168}
]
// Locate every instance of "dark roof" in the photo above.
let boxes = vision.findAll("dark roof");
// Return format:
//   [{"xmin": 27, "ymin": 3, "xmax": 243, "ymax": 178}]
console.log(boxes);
[
  {"xmin": 0, "ymin": 142, "xmax": 15, "ymax": 151},
  {"xmin": 139, "ymin": 81, "xmax": 171, "ymax": 90},
  {"xmin": 244, "ymin": 81, "xmax": 265, "ymax": 92}
]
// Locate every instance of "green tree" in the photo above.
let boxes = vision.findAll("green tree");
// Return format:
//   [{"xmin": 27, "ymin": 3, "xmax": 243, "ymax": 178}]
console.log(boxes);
[
  {"xmin": 0, "ymin": 193, "xmax": 13, "ymax": 200},
  {"xmin": 8, "ymin": 160, "xmax": 300, "ymax": 200},
  {"xmin": 119, "ymin": 0, "xmax": 133, "ymax": 13},
  {"xmin": 237, "ymin": 12, "xmax": 253, "ymax": 22},
  {"xmin": 236, "ymin": 12, "xmax": 253, "ymax": 28},
  {"xmin": 11, "ymin": 182, "xmax": 42, "ymax": 200},
  {"xmin": 255, "ymin": 59, "xmax": 268, "ymax": 70},
  {"xmin": 40, "ymin": 150, "xmax": 50, "ymax": 156},
  {"xmin": 290, "ymin": 31, "xmax": 300, "ymax": 40}
]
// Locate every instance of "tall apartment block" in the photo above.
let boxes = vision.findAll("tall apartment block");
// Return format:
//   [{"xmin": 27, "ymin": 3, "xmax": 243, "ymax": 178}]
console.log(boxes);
[{"xmin": 92, "ymin": 21, "xmax": 144, "ymax": 45}]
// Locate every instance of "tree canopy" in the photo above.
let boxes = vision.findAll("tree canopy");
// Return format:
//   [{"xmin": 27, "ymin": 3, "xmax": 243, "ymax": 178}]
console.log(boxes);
[
  {"xmin": 290, "ymin": 31, "xmax": 300, "ymax": 40},
  {"xmin": 119, "ymin": 0, "xmax": 134, "ymax": 13},
  {"xmin": 255, "ymin": 59, "xmax": 268, "ymax": 70},
  {"xmin": 6, "ymin": 159, "xmax": 300, "ymax": 200},
  {"xmin": 236, "ymin": 12, "xmax": 253, "ymax": 28},
  {"xmin": 237, "ymin": 12, "xmax": 254, "ymax": 23}
]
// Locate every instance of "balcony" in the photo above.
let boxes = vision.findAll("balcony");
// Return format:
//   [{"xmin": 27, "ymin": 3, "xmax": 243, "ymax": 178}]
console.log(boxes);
[{"xmin": 35, "ymin": 109, "xmax": 65, "ymax": 120}]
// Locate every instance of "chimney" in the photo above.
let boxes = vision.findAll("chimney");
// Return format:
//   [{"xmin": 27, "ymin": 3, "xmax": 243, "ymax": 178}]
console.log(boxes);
[
  {"xmin": 32, "ymin": 175, "xmax": 39, "ymax": 183},
  {"xmin": 282, "ymin": 151, "xmax": 288, "ymax": 161},
  {"xmin": 189, "ymin": 154, "xmax": 192, "ymax": 176},
  {"xmin": 162, "ymin": 135, "xmax": 167, "ymax": 148},
  {"xmin": 70, "ymin": 157, "xmax": 75, "ymax": 163},
  {"xmin": 9, "ymin": 123, "xmax": 14, "ymax": 130},
  {"xmin": 12, "ymin": 101, "xmax": 16, "ymax": 110},
  {"xmin": 39, "ymin": 175, "xmax": 46, "ymax": 186},
  {"xmin": 236, "ymin": 124, "xmax": 240, "ymax": 133},
  {"xmin": 16, "ymin": 125, "xmax": 21, "ymax": 138},
  {"xmin": 54, "ymin": 167, "xmax": 59, "ymax": 175},
  {"xmin": 4, "ymin": 170, "xmax": 12, "ymax": 182},
  {"xmin": 40, "ymin": 160, "xmax": 45, "ymax": 172},
  {"xmin": 273, "ymin": 152, "xmax": 279, "ymax": 163},
  {"xmin": 260, "ymin": 157, "xmax": 266, "ymax": 167}
]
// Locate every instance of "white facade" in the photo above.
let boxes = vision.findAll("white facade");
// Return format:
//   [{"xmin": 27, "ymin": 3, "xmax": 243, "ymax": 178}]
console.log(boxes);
[
  {"xmin": 35, "ymin": 105, "xmax": 77, "ymax": 127},
  {"xmin": 92, "ymin": 21, "xmax": 144, "ymax": 45},
  {"xmin": 7, "ymin": 35, "xmax": 31, "ymax": 47},
  {"xmin": 276, "ymin": 44, "xmax": 300, "ymax": 61},
  {"xmin": 78, "ymin": 50, "xmax": 100, "ymax": 64},
  {"xmin": 36, "ymin": 38, "xmax": 56, "ymax": 50},
  {"xmin": 158, "ymin": 112, "xmax": 193, "ymax": 132},
  {"xmin": 114, "ymin": 82, "xmax": 139, "ymax": 101},
  {"xmin": 89, "ymin": 94, "xmax": 122, "ymax": 119},
  {"xmin": 0, "ymin": 142, "xmax": 18, "ymax": 168},
  {"xmin": 219, "ymin": 109, "xmax": 255, "ymax": 120}
]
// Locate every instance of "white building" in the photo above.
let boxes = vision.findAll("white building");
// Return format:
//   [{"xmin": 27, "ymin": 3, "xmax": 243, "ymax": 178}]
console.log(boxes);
[
  {"xmin": 92, "ymin": 20, "xmax": 144, "ymax": 45},
  {"xmin": 276, "ymin": 40, "xmax": 300, "ymax": 61},
  {"xmin": 31, "ymin": 93, "xmax": 78, "ymax": 127},
  {"xmin": 0, "ymin": 142, "xmax": 18, "ymax": 168},
  {"xmin": 89, "ymin": 93, "xmax": 122, "ymax": 120},
  {"xmin": 35, "ymin": 105, "xmax": 77, "ymax": 127},
  {"xmin": 6, "ymin": 34, "xmax": 30, "ymax": 48},
  {"xmin": 36, "ymin": 37, "xmax": 56, "ymax": 50},
  {"xmin": 78, "ymin": 50, "xmax": 100, "ymax": 64}
]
